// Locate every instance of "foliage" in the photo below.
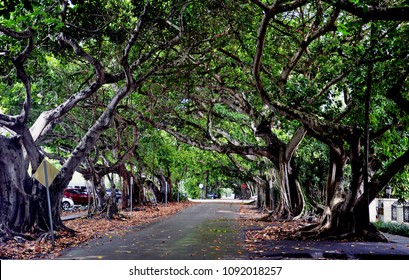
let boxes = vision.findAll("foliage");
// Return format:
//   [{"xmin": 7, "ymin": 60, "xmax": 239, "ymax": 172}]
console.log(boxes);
[
  {"xmin": 388, "ymin": 167, "xmax": 409, "ymax": 201},
  {"xmin": 1, "ymin": 0, "xmax": 409, "ymax": 241},
  {"xmin": 295, "ymin": 136, "xmax": 329, "ymax": 206},
  {"xmin": 373, "ymin": 221, "xmax": 409, "ymax": 238}
]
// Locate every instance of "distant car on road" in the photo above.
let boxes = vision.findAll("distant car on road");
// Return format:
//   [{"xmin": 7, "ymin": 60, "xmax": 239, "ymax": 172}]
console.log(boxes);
[
  {"xmin": 64, "ymin": 188, "xmax": 91, "ymax": 205},
  {"xmin": 207, "ymin": 193, "xmax": 218, "ymax": 199},
  {"xmin": 62, "ymin": 197, "xmax": 74, "ymax": 210}
]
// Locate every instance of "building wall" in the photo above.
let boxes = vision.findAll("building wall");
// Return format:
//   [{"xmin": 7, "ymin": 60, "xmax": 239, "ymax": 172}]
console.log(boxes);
[
  {"xmin": 68, "ymin": 171, "xmax": 88, "ymax": 190},
  {"xmin": 370, "ymin": 198, "xmax": 409, "ymax": 225}
]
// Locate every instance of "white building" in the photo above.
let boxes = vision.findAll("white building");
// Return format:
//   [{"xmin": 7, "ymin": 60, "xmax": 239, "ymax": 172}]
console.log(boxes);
[{"xmin": 370, "ymin": 198, "xmax": 409, "ymax": 225}]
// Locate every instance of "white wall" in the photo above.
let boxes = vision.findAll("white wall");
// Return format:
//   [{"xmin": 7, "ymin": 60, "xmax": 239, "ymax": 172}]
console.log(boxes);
[
  {"xmin": 370, "ymin": 198, "xmax": 406, "ymax": 223},
  {"xmin": 68, "ymin": 171, "xmax": 88, "ymax": 188}
]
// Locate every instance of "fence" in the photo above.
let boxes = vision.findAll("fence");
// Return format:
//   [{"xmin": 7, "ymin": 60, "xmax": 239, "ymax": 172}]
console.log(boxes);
[
  {"xmin": 392, "ymin": 202, "xmax": 397, "ymax": 221},
  {"xmin": 404, "ymin": 203, "xmax": 409, "ymax": 223}
]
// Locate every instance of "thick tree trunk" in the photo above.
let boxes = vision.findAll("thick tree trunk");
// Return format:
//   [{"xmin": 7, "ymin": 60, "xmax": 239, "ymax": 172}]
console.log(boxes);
[
  {"xmin": 256, "ymin": 183, "xmax": 272, "ymax": 211},
  {"xmin": 0, "ymin": 135, "xmax": 61, "ymax": 239},
  {"xmin": 167, "ymin": 176, "xmax": 173, "ymax": 203},
  {"xmin": 324, "ymin": 147, "xmax": 346, "ymax": 207},
  {"xmin": 271, "ymin": 127, "xmax": 307, "ymax": 219},
  {"xmin": 148, "ymin": 179, "xmax": 162, "ymax": 204},
  {"xmin": 275, "ymin": 151, "xmax": 305, "ymax": 219},
  {"xmin": 254, "ymin": 154, "xmax": 305, "ymax": 220},
  {"xmin": 300, "ymin": 195, "xmax": 386, "ymax": 241},
  {"xmin": 120, "ymin": 169, "xmax": 129, "ymax": 210},
  {"xmin": 132, "ymin": 175, "xmax": 143, "ymax": 207},
  {"xmin": 299, "ymin": 146, "xmax": 347, "ymax": 238},
  {"xmin": 299, "ymin": 142, "xmax": 386, "ymax": 241},
  {"xmin": 0, "ymin": 136, "xmax": 31, "ymax": 236}
]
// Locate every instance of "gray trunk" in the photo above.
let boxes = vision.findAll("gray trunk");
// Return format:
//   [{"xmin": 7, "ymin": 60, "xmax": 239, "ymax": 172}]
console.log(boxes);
[
  {"xmin": 0, "ymin": 135, "xmax": 57, "ymax": 239},
  {"xmin": 0, "ymin": 136, "xmax": 30, "ymax": 235}
]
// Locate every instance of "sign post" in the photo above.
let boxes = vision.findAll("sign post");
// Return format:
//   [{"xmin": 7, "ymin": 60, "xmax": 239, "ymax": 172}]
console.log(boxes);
[
  {"xmin": 199, "ymin": 183, "xmax": 204, "ymax": 199},
  {"xmin": 130, "ymin": 176, "xmax": 133, "ymax": 215},
  {"xmin": 33, "ymin": 159, "xmax": 60, "ymax": 247},
  {"xmin": 43, "ymin": 163, "xmax": 55, "ymax": 247}
]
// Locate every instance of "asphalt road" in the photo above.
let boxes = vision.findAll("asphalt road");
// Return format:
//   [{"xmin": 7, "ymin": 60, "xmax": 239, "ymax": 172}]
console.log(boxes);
[
  {"xmin": 57, "ymin": 202, "xmax": 246, "ymax": 260},
  {"xmin": 57, "ymin": 201, "xmax": 409, "ymax": 260}
]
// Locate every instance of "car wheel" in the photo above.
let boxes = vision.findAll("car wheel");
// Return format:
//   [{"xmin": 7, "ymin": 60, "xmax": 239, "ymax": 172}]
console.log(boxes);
[{"xmin": 62, "ymin": 201, "xmax": 70, "ymax": 211}]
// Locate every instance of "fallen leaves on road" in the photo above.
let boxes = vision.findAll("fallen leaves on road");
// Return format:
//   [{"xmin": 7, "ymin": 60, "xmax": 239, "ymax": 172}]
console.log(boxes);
[
  {"xmin": 239, "ymin": 205, "xmax": 311, "ymax": 257},
  {"xmin": 240, "ymin": 204, "xmax": 308, "ymax": 243},
  {"xmin": 245, "ymin": 222, "xmax": 306, "ymax": 242},
  {"xmin": 0, "ymin": 202, "xmax": 191, "ymax": 260}
]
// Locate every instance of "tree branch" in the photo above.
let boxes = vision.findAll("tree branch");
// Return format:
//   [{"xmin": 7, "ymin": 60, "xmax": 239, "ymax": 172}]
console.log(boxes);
[
  {"xmin": 323, "ymin": 0, "xmax": 409, "ymax": 21},
  {"xmin": 279, "ymin": 7, "xmax": 340, "ymax": 86},
  {"xmin": 30, "ymin": 33, "xmax": 106, "ymax": 142},
  {"xmin": 369, "ymin": 149, "xmax": 409, "ymax": 201},
  {"xmin": 0, "ymin": 26, "xmax": 34, "ymax": 129}
]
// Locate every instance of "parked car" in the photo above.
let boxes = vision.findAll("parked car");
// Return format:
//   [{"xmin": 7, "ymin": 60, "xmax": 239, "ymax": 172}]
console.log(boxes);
[
  {"xmin": 64, "ymin": 188, "xmax": 91, "ymax": 205},
  {"xmin": 62, "ymin": 197, "xmax": 74, "ymax": 210},
  {"xmin": 106, "ymin": 189, "xmax": 122, "ymax": 202}
]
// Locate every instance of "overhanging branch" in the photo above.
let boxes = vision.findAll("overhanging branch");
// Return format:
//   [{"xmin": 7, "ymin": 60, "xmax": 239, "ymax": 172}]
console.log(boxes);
[{"xmin": 323, "ymin": 0, "xmax": 409, "ymax": 21}]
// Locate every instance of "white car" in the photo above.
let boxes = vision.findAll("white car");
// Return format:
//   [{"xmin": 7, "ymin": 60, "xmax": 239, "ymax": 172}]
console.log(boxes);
[{"xmin": 62, "ymin": 197, "xmax": 74, "ymax": 210}]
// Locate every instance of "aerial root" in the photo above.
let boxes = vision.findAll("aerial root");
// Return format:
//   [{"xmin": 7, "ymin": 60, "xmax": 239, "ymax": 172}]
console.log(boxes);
[
  {"xmin": 0, "ymin": 227, "xmax": 35, "ymax": 243},
  {"xmin": 36, "ymin": 231, "xmax": 56, "ymax": 243}
]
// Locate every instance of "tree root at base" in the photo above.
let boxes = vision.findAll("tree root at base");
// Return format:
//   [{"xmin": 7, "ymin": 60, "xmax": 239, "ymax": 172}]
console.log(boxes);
[{"xmin": 294, "ymin": 223, "xmax": 389, "ymax": 242}]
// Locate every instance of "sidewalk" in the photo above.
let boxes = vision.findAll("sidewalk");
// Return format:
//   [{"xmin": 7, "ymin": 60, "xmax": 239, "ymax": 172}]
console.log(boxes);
[
  {"xmin": 383, "ymin": 232, "xmax": 409, "ymax": 245},
  {"xmin": 61, "ymin": 212, "xmax": 88, "ymax": 221}
]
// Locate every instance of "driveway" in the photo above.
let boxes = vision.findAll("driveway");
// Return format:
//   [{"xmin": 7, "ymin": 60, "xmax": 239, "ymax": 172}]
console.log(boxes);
[{"xmin": 57, "ymin": 202, "xmax": 246, "ymax": 260}]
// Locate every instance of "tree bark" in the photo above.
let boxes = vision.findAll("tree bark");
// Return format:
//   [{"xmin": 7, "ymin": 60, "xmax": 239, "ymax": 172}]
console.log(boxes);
[{"xmin": 0, "ymin": 136, "xmax": 31, "ymax": 238}]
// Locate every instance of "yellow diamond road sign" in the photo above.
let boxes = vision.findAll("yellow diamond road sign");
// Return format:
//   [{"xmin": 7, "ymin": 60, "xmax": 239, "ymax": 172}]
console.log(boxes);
[{"xmin": 33, "ymin": 159, "xmax": 60, "ymax": 187}]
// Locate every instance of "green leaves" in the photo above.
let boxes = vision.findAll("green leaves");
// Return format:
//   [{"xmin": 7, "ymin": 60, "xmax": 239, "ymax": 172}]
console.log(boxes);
[
  {"xmin": 0, "ymin": 0, "xmax": 34, "ymax": 19},
  {"xmin": 1, "ymin": 0, "xmax": 409, "ymax": 212}
]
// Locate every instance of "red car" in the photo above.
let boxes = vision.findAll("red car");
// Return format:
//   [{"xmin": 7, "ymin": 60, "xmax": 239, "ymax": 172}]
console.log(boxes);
[{"xmin": 64, "ymin": 188, "xmax": 91, "ymax": 205}]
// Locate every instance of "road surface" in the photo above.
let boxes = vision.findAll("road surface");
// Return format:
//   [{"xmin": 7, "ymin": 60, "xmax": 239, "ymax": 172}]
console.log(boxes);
[{"xmin": 57, "ymin": 202, "xmax": 246, "ymax": 260}]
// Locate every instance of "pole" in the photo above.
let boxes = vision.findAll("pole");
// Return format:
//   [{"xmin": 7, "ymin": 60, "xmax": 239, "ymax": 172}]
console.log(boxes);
[
  {"xmin": 363, "ymin": 23, "xmax": 375, "ymax": 229},
  {"xmin": 130, "ymin": 176, "xmax": 133, "ymax": 214},
  {"xmin": 363, "ymin": 60, "xmax": 373, "ymax": 228},
  {"xmin": 199, "ymin": 183, "xmax": 204, "ymax": 199},
  {"xmin": 43, "ymin": 163, "xmax": 55, "ymax": 247}
]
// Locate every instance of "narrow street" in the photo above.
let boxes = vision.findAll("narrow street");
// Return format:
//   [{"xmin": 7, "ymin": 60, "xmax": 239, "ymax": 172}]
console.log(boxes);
[
  {"xmin": 57, "ymin": 202, "xmax": 246, "ymax": 260},
  {"xmin": 56, "ymin": 201, "xmax": 409, "ymax": 260}
]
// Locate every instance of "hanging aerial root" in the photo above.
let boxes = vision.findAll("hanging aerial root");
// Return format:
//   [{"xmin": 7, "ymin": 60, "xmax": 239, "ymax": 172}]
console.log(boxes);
[{"xmin": 36, "ymin": 231, "xmax": 56, "ymax": 243}]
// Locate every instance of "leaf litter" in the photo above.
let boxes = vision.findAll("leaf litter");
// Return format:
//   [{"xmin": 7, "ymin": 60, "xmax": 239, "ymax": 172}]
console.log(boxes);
[
  {"xmin": 239, "ymin": 204, "xmax": 309, "ymax": 254},
  {"xmin": 0, "ymin": 202, "xmax": 191, "ymax": 259}
]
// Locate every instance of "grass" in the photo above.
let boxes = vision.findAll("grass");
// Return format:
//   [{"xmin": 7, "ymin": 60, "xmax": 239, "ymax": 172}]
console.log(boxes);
[{"xmin": 373, "ymin": 221, "xmax": 409, "ymax": 237}]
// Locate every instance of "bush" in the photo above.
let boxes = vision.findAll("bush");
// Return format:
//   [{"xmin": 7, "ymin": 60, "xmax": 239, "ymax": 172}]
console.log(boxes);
[{"xmin": 373, "ymin": 221, "xmax": 409, "ymax": 237}]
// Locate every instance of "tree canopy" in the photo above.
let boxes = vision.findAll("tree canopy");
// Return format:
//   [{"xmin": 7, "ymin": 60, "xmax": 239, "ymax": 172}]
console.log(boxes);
[{"xmin": 0, "ymin": 0, "xmax": 408, "ymax": 241}]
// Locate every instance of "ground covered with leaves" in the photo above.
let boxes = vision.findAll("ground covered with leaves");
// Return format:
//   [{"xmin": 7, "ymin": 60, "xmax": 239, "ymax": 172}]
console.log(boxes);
[
  {"xmin": 0, "ymin": 202, "xmax": 191, "ymax": 259},
  {"xmin": 240, "ymin": 205, "xmax": 309, "ymax": 242},
  {"xmin": 239, "ymin": 204, "xmax": 323, "ymax": 258}
]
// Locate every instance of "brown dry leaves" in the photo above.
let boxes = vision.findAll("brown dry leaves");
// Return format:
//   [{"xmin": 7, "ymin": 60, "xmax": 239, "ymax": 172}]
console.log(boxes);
[
  {"xmin": 240, "ymin": 204, "xmax": 307, "ymax": 243},
  {"xmin": 239, "ymin": 204, "xmax": 311, "ymax": 257},
  {"xmin": 245, "ymin": 222, "xmax": 306, "ymax": 242},
  {"xmin": 0, "ymin": 202, "xmax": 191, "ymax": 260}
]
